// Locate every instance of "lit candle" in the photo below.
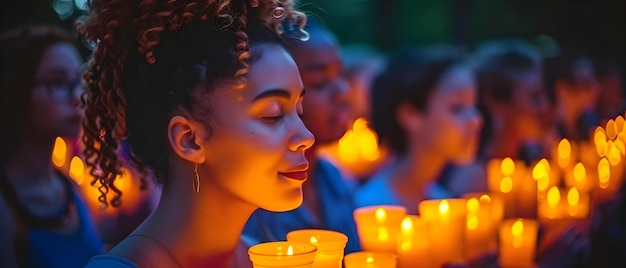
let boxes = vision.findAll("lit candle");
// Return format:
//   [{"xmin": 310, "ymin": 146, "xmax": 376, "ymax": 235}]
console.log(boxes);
[
  {"xmin": 286, "ymin": 229, "xmax": 348, "ymax": 268},
  {"xmin": 538, "ymin": 186, "xmax": 564, "ymax": 225},
  {"xmin": 566, "ymin": 187, "xmax": 589, "ymax": 219},
  {"xmin": 498, "ymin": 219, "xmax": 538, "ymax": 268},
  {"xmin": 353, "ymin": 205, "xmax": 407, "ymax": 254},
  {"xmin": 343, "ymin": 252, "xmax": 398, "ymax": 268},
  {"xmin": 248, "ymin": 241, "xmax": 317, "ymax": 268},
  {"xmin": 564, "ymin": 162, "xmax": 593, "ymax": 192},
  {"xmin": 461, "ymin": 194, "xmax": 499, "ymax": 260},
  {"xmin": 557, "ymin": 138, "xmax": 572, "ymax": 170},
  {"xmin": 397, "ymin": 216, "xmax": 430, "ymax": 268},
  {"xmin": 487, "ymin": 157, "xmax": 526, "ymax": 218},
  {"xmin": 418, "ymin": 199, "xmax": 467, "ymax": 267}
]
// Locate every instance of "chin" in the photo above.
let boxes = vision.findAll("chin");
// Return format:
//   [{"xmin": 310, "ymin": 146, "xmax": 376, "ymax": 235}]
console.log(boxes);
[{"xmin": 259, "ymin": 191, "xmax": 303, "ymax": 212}]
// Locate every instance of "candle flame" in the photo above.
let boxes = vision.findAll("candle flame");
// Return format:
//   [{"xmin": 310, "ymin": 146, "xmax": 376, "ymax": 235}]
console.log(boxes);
[
  {"xmin": 309, "ymin": 236, "xmax": 318, "ymax": 244},
  {"xmin": 51, "ymin": 137, "xmax": 67, "ymax": 168},
  {"xmin": 366, "ymin": 255, "xmax": 374, "ymax": 263},
  {"xmin": 467, "ymin": 215, "xmax": 479, "ymax": 230},
  {"xmin": 401, "ymin": 217, "xmax": 413, "ymax": 234},
  {"xmin": 337, "ymin": 118, "xmax": 380, "ymax": 162},
  {"xmin": 595, "ymin": 127, "xmax": 608, "ymax": 157},
  {"xmin": 375, "ymin": 207, "xmax": 387, "ymax": 223},
  {"xmin": 479, "ymin": 194, "xmax": 491, "ymax": 202},
  {"xmin": 500, "ymin": 176, "xmax": 513, "ymax": 193},
  {"xmin": 567, "ymin": 187, "xmax": 580, "ymax": 206},
  {"xmin": 439, "ymin": 200, "xmax": 450, "ymax": 214},
  {"xmin": 606, "ymin": 119, "xmax": 618, "ymax": 140},
  {"xmin": 573, "ymin": 162, "xmax": 586, "ymax": 183},
  {"xmin": 500, "ymin": 157, "xmax": 515, "ymax": 176},
  {"xmin": 532, "ymin": 158, "xmax": 549, "ymax": 180},
  {"xmin": 69, "ymin": 156, "xmax": 84, "ymax": 185},
  {"xmin": 557, "ymin": 139, "xmax": 571, "ymax": 168},
  {"xmin": 607, "ymin": 141, "xmax": 622, "ymax": 166},
  {"xmin": 598, "ymin": 157, "xmax": 611, "ymax": 189},
  {"xmin": 377, "ymin": 226, "xmax": 389, "ymax": 242},
  {"xmin": 511, "ymin": 219, "xmax": 524, "ymax": 236},
  {"xmin": 287, "ymin": 245, "xmax": 293, "ymax": 256},
  {"xmin": 547, "ymin": 186, "xmax": 560, "ymax": 207},
  {"xmin": 467, "ymin": 198, "xmax": 480, "ymax": 213},
  {"xmin": 615, "ymin": 115, "xmax": 625, "ymax": 133}
]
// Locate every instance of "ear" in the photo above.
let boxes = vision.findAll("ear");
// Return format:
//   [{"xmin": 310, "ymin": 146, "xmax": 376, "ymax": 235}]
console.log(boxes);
[
  {"xmin": 396, "ymin": 102, "xmax": 423, "ymax": 133},
  {"xmin": 167, "ymin": 115, "xmax": 207, "ymax": 164}
]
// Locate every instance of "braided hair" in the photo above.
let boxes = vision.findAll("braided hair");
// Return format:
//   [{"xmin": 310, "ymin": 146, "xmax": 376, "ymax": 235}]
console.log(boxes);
[{"xmin": 76, "ymin": 0, "xmax": 306, "ymax": 208}]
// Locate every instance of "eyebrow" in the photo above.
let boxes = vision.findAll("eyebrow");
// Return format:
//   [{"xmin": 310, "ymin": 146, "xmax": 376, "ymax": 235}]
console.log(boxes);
[{"xmin": 252, "ymin": 88, "xmax": 306, "ymax": 102}]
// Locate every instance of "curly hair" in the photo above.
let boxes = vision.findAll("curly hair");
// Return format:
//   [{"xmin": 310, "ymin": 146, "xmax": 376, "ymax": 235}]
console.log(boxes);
[{"xmin": 76, "ymin": 0, "xmax": 306, "ymax": 208}]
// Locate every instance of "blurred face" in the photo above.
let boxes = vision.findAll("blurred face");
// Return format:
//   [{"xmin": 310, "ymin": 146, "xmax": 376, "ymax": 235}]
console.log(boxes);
[
  {"xmin": 561, "ymin": 59, "xmax": 601, "ymax": 114},
  {"xmin": 30, "ymin": 42, "xmax": 84, "ymax": 138},
  {"xmin": 201, "ymin": 44, "xmax": 315, "ymax": 212},
  {"xmin": 290, "ymin": 32, "xmax": 352, "ymax": 145},
  {"xmin": 420, "ymin": 65, "xmax": 483, "ymax": 165},
  {"xmin": 506, "ymin": 70, "xmax": 551, "ymax": 141}
]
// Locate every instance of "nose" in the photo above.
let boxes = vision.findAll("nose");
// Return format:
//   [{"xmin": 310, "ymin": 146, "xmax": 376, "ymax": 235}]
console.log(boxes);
[{"xmin": 289, "ymin": 117, "xmax": 315, "ymax": 152}]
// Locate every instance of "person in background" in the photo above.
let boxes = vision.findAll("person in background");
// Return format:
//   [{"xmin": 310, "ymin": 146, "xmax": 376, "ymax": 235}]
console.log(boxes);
[
  {"xmin": 78, "ymin": 0, "xmax": 314, "ymax": 267},
  {"xmin": 356, "ymin": 45, "xmax": 483, "ymax": 213},
  {"xmin": 594, "ymin": 58, "xmax": 624, "ymax": 121},
  {"xmin": 0, "ymin": 25, "xmax": 104, "ymax": 268},
  {"xmin": 544, "ymin": 52, "xmax": 601, "ymax": 142},
  {"xmin": 243, "ymin": 17, "xmax": 361, "ymax": 253}
]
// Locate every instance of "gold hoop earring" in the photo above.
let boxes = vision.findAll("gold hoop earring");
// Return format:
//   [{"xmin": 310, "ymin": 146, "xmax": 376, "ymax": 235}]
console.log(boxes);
[{"xmin": 193, "ymin": 163, "xmax": 200, "ymax": 194}]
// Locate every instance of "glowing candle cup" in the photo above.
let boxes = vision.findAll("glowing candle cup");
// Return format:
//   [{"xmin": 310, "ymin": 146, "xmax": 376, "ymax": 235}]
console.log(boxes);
[
  {"xmin": 462, "ymin": 194, "xmax": 500, "ymax": 260},
  {"xmin": 344, "ymin": 252, "xmax": 398, "ymax": 268},
  {"xmin": 286, "ymin": 229, "xmax": 348, "ymax": 268},
  {"xmin": 397, "ymin": 216, "xmax": 430, "ymax": 268},
  {"xmin": 498, "ymin": 219, "xmax": 538, "ymax": 268},
  {"xmin": 418, "ymin": 199, "xmax": 467, "ymax": 267},
  {"xmin": 248, "ymin": 241, "xmax": 317, "ymax": 268},
  {"xmin": 353, "ymin": 205, "xmax": 407, "ymax": 254}
]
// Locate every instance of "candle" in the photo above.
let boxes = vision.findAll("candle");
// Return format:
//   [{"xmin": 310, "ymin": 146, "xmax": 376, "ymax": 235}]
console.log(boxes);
[
  {"xmin": 461, "ymin": 194, "xmax": 499, "ymax": 260},
  {"xmin": 498, "ymin": 219, "xmax": 538, "ymax": 268},
  {"xmin": 557, "ymin": 138, "xmax": 572, "ymax": 170},
  {"xmin": 343, "ymin": 252, "xmax": 398, "ymax": 268},
  {"xmin": 353, "ymin": 205, "xmax": 407, "ymax": 253},
  {"xmin": 566, "ymin": 187, "xmax": 589, "ymax": 219},
  {"xmin": 538, "ymin": 186, "xmax": 565, "ymax": 225},
  {"xmin": 248, "ymin": 241, "xmax": 317, "ymax": 268},
  {"xmin": 418, "ymin": 199, "xmax": 467, "ymax": 267},
  {"xmin": 397, "ymin": 216, "xmax": 430, "ymax": 268},
  {"xmin": 487, "ymin": 157, "xmax": 526, "ymax": 218},
  {"xmin": 564, "ymin": 162, "xmax": 593, "ymax": 192},
  {"xmin": 286, "ymin": 229, "xmax": 348, "ymax": 268}
]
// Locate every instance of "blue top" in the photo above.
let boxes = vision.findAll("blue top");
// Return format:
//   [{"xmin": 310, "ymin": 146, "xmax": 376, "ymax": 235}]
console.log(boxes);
[
  {"xmin": 355, "ymin": 164, "xmax": 455, "ymax": 212},
  {"xmin": 24, "ymin": 185, "xmax": 104, "ymax": 268},
  {"xmin": 86, "ymin": 255, "xmax": 139, "ymax": 268},
  {"xmin": 242, "ymin": 158, "xmax": 361, "ymax": 253}
]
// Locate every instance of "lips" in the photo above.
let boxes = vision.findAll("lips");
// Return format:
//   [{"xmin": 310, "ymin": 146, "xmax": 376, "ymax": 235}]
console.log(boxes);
[{"xmin": 280, "ymin": 171, "xmax": 308, "ymax": 181}]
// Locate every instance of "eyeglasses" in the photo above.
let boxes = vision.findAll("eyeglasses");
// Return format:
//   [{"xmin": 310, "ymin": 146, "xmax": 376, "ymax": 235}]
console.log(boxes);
[{"xmin": 34, "ymin": 78, "xmax": 85, "ymax": 101}]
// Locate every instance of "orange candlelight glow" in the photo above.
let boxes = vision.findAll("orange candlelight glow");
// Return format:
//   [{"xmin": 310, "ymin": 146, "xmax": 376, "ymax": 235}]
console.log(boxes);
[
  {"xmin": 52, "ymin": 137, "xmax": 67, "ymax": 168},
  {"xmin": 557, "ymin": 138, "xmax": 571, "ymax": 169},
  {"xmin": 606, "ymin": 119, "xmax": 618, "ymax": 140},
  {"xmin": 598, "ymin": 157, "xmax": 611, "ymax": 189},
  {"xmin": 69, "ymin": 156, "xmax": 85, "ymax": 185},
  {"xmin": 595, "ymin": 126, "xmax": 608, "ymax": 157}
]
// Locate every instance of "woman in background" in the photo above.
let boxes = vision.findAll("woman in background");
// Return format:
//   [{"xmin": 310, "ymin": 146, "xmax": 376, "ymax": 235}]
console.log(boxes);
[{"xmin": 0, "ymin": 25, "xmax": 103, "ymax": 267}]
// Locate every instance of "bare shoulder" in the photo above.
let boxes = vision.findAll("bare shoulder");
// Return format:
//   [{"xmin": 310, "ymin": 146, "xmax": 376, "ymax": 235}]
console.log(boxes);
[{"xmin": 0, "ymin": 192, "xmax": 18, "ymax": 267}]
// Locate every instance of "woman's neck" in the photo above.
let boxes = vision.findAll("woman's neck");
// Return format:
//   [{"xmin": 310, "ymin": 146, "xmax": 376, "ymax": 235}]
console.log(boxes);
[
  {"xmin": 389, "ymin": 148, "xmax": 446, "ymax": 214},
  {"xmin": 136, "ymin": 173, "xmax": 257, "ymax": 268}
]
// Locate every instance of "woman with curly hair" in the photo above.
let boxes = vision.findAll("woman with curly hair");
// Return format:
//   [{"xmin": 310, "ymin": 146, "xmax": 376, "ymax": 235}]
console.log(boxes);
[
  {"xmin": 0, "ymin": 26, "xmax": 104, "ymax": 267},
  {"xmin": 78, "ymin": 0, "xmax": 314, "ymax": 267}
]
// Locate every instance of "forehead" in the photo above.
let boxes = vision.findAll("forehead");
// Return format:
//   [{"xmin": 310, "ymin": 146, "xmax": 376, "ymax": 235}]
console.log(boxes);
[
  {"xmin": 36, "ymin": 43, "xmax": 81, "ymax": 76},
  {"xmin": 434, "ymin": 65, "xmax": 475, "ymax": 94},
  {"xmin": 290, "ymin": 38, "xmax": 341, "ymax": 70},
  {"xmin": 237, "ymin": 44, "xmax": 302, "ymax": 98}
]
